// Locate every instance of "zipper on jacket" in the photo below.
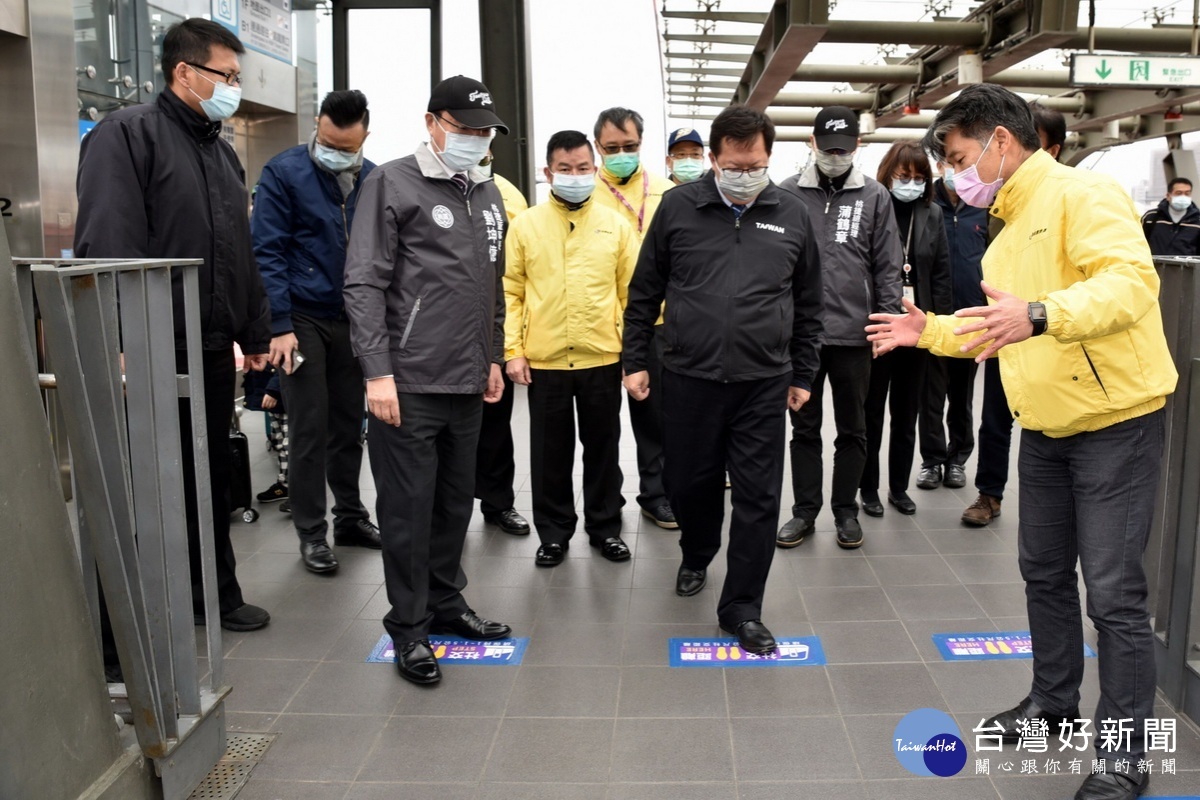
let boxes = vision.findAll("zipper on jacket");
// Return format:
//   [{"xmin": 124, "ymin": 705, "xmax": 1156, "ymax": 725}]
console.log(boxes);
[
  {"xmin": 734, "ymin": 213, "xmax": 741, "ymax": 243},
  {"xmin": 1080, "ymin": 345, "xmax": 1108, "ymax": 399},
  {"xmin": 341, "ymin": 202, "xmax": 349, "ymax": 243},
  {"xmin": 399, "ymin": 296, "xmax": 422, "ymax": 350}
]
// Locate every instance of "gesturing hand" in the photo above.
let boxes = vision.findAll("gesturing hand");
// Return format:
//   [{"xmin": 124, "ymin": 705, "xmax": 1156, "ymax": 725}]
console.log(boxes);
[
  {"xmin": 951, "ymin": 281, "xmax": 1034, "ymax": 362},
  {"xmin": 866, "ymin": 297, "xmax": 927, "ymax": 356}
]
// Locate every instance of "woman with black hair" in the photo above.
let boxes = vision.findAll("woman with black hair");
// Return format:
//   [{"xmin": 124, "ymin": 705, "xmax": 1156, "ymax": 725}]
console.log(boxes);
[{"xmin": 859, "ymin": 141, "xmax": 954, "ymax": 517}]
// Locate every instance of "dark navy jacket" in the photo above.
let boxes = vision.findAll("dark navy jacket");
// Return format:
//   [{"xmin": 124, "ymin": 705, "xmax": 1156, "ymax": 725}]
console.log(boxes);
[
  {"xmin": 1141, "ymin": 198, "xmax": 1200, "ymax": 257},
  {"xmin": 933, "ymin": 179, "xmax": 989, "ymax": 311},
  {"xmin": 252, "ymin": 144, "xmax": 376, "ymax": 335}
]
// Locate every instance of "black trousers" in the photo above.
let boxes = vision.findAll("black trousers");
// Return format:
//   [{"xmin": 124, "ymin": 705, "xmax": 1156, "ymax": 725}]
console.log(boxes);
[
  {"xmin": 280, "ymin": 312, "xmax": 369, "ymax": 544},
  {"xmin": 919, "ymin": 355, "xmax": 979, "ymax": 469},
  {"xmin": 662, "ymin": 369, "xmax": 790, "ymax": 628},
  {"xmin": 369, "ymin": 392, "xmax": 480, "ymax": 644},
  {"xmin": 974, "ymin": 357, "xmax": 1014, "ymax": 499},
  {"xmin": 179, "ymin": 348, "xmax": 244, "ymax": 614},
  {"xmin": 527, "ymin": 364, "xmax": 624, "ymax": 545},
  {"xmin": 475, "ymin": 370, "xmax": 517, "ymax": 515},
  {"xmin": 628, "ymin": 326, "xmax": 668, "ymax": 510},
  {"xmin": 861, "ymin": 347, "xmax": 927, "ymax": 495},
  {"xmin": 788, "ymin": 345, "xmax": 872, "ymax": 520}
]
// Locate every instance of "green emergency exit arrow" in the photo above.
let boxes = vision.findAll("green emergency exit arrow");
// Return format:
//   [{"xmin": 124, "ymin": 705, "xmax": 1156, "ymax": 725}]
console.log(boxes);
[{"xmin": 1096, "ymin": 60, "xmax": 1112, "ymax": 79}]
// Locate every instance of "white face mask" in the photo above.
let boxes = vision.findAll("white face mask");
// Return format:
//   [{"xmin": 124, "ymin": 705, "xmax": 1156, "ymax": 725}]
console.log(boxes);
[
  {"xmin": 814, "ymin": 150, "xmax": 854, "ymax": 177},
  {"xmin": 716, "ymin": 169, "xmax": 770, "ymax": 204},
  {"xmin": 1169, "ymin": 194, "xmax": 1192, "ymax": 212},
  {"xmin": 434, "ymin": 118, "xmax": 495, "ymax": 172},
  {"xmin": 551, "ymin": 172, "xmax": 596, "ymax": 204}
]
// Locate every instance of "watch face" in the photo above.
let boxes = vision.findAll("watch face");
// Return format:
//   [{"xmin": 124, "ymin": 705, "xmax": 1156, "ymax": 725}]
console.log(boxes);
[{"xmin": 1030, "ymin": 303, "xmax": 1047, "ymax": 322}]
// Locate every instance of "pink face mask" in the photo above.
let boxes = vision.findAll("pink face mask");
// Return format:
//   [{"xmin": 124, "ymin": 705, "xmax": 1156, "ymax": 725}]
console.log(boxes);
[{"xmin": 953, "ymin": 132, "xmax": 1005, "ymax": 208}]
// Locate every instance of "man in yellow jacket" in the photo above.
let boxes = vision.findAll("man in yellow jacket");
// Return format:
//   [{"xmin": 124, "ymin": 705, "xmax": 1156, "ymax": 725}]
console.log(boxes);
[
  {"xmin": 868, "ymin": 85, "xmax": 1176, "ymax": 800},
  {"xmin": 504, "ymin": 130, "xmax": 639, "ymax": 567},
  {"xmin": 591, "ymin": 107, "xmax": 679, "ymax": 531}
]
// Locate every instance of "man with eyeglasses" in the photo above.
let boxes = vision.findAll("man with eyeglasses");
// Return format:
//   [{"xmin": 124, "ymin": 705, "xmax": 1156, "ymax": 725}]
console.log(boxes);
[
  {"xmin": 624, "ymin": 105, "xmax": 823, "ymax": 656},
  {"xmin": 591, "ymin": 107, "xmax": 678, "ymax": 532},
  {"xmin": 665, "ymin": 127, "xmax": 707, "ymax": 185},
  {"xmin": 75, "ymin": 18, "xmax": 271, "ymax": 635},
  {"xmin": 252, "ymin": 90, "xmax": 382, "ymax": 576},
  {"xmin": 344, "ymin": 75, "xmax": 512, "ymax": 686},
  {"xmin": 776, "ymin": 105, "xmax": 903, "ymax": 551}
]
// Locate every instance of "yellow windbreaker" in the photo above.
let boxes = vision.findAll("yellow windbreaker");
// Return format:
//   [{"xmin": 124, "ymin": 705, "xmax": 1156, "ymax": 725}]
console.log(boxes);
[
  {"xmin": 493, "ymin": 173, "xmax": 528, "ymax": 222},
  {"xmin": 592, "ymin": 163, "xmax": 676, "ymax": 243},
  {"xmin": 918, "ymin": 149, "xmax": 1177, "ymax": 437},
  {"xmin": 504, "ymin": 196, "xmax": 638, "ymax": 370}
]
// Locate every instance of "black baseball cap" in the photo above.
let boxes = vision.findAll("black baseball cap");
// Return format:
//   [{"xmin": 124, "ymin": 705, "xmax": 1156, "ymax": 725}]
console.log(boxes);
[
  {"xmin": 813, "ymin": 106, "xmax": 858, "ymax": 152},
  {"xmin": 427, "ymin": 75, "xmax": 509, "ymax": 134}
]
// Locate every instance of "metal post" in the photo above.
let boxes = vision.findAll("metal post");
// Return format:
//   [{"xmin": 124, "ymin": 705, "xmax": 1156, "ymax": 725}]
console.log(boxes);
[{"xmin": 479, "ymin": 0, "xmax": 535, "ymax": 201}]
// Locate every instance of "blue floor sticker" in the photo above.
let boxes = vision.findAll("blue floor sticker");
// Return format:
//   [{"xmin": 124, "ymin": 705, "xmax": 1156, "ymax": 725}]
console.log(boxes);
[
  {"xmin": 366, "ymin": 634, "xmax": 528, "ymax": 665},
  {"xmin": 933, "ymin": 631, "xmax": 1096, "ymax": 662},
  {"xmin": 669, "ymin": 636, "xmax": 826, "ymax": 667}
]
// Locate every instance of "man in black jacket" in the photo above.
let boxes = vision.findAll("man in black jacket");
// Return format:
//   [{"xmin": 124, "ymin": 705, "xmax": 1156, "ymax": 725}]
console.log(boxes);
[
  {"xmin": 344, "ymin": 76, "xmax": 512, "ymax": 686},
  {"xmin": 623, "ymin": 105, "xmax": 823, "ymax": 655},
  {"xmin": 75, "ymin": 18, "xmax": 270, "ymax": 633},
  {"xmin": 1141, "ymin": 177, "xmax": 1200, "ymax": 256}
]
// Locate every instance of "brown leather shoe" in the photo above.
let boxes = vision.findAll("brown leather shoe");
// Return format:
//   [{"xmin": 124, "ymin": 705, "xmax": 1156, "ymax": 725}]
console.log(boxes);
[{"xmin": 961, "ymin": 494, "xmax": 1001, "ymax": 527}]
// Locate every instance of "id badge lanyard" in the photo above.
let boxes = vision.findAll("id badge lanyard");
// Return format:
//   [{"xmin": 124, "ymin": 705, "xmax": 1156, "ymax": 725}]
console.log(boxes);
[
  {"xmin": 901, "ymin": 211, "xmax": 916, "ymax": 304},
  {"xmin": 601, "ymin": 171, "xmax": 650, "ymax": 233}
]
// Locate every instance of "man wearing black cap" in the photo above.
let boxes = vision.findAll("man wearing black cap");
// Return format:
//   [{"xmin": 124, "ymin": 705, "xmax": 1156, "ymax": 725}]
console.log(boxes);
[
  {"xmin": 344, "ymin": 75, "xmax": 512, "ymax": 686},
  {"xmin": 777, "ymin": 106, "xmax": 903, "ymax": 550},
  {"xmin": 665, "ymin": 127, "xmax": 706, "ymax": 185}
]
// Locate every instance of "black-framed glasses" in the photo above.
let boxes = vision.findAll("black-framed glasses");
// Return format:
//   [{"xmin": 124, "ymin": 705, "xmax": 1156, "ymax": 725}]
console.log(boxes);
[
  {"xmin": 718, "ymin": 167, "xmax": 768, "ymax": 179},
  {"xmin": 436, "ymin": 114, "xmax": 493, "ymax": 137},
  {"xmin": 186, "ymin": 62, "xmax": 242, "ymax": 86},
  {"xmin": 597, "ymin": 142, "xmax": 641, "ymax": 155}
]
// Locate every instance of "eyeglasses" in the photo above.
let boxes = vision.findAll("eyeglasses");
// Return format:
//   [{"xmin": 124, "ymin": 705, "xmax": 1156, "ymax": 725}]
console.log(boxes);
[
  {"xmin": 668, "ymin": 153, "xmax": 703, "ymax": 161},
  {"xmin": 717, "ymin": 167, "xmax": 768, "ymax": 179},
  {"xmin": 436, "ymin": 115, "xmax": 493, "ymax": 137},
  {"xmin": 597, "ymin": 142, "xmax": 641, "ymax": 155},
  {"xmin": 477, "ymin": 153, "xmax": 495, "ymax": 167},
  {"xmin": 186, "ymin": 62, "xmax": 241, "ymax": 87}
]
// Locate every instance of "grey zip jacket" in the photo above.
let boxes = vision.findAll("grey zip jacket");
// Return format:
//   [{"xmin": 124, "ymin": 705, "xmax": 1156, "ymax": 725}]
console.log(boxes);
[
  {"xmin": 779, "ymin": 165, "xmax": 904, "ymax": 346},
  {"xmin": 344, "ymin": 144, "xmax": 506, "ymax": 393}
]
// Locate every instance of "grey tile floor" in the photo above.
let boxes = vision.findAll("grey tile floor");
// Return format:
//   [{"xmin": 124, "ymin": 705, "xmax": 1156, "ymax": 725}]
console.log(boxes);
[{"xmin": 224, "ymin": 384, "xmax": 1200, "ymax": 799}]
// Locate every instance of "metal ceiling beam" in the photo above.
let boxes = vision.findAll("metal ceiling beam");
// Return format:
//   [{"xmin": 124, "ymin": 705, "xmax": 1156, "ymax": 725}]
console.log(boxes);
[
  {"xmin": 661, "ymin": 10, "xmax": 768, "ymax": 24},
  {"xmin": 668, "ymin": 67, "xmax": 747, "ymax": 78},
  {"xmin": 1067, "ymin": 89, "xmax": 1200, "ymax": 129},
  {"xmin": 734, "ymin": 0, "xmax": 830, "ymax": 109},
  {"xmin": 776, "ymin": 129, "xmax": 924, "ymax": 143},
  {"xmin": 787, "ymin": 64, "xmax": 1072, "ymax": 88},
  {"xmin": 771, "ymin": 91, "xmax": 1090, "ymax": 114},
  {"xmin": 665, "ymin": 33, "xmax": 758, "ymax": 46},
  {"xmin": 668, "ymin": 99, "xmax": 732, "ymax": 108},
  {"xmin": 820, "ymin": 20, "xmax": 985, "ymax": 47},
  {"xmin": 769, "ymin": 109, "xmax": 938, "ymax": 129},
  {"xmin": 665, "ymin": 51, "xmax": 750, "ymax": 64}
]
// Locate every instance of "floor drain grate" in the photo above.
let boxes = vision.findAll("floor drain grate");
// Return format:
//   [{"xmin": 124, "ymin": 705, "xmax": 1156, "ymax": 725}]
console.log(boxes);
[{"xmin": 186, "ymin": 733, "xmax": 276, "ymax": 799}]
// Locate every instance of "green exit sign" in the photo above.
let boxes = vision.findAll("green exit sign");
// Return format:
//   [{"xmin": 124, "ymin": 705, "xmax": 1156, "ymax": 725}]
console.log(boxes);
[{"xmin": 1071, "ymin": 53, "xmax": 1200, "ymax": 88}]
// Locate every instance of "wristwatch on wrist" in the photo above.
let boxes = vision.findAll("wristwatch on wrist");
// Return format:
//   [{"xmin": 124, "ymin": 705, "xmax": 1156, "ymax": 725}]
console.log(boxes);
[{"xmin": 1028, "ymin": 302, "xmax": 1048, "ymax": 336}]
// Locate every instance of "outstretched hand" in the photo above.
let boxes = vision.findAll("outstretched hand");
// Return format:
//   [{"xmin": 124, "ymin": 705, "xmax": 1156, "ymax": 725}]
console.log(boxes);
[
  {"xmin": 951, "ymin": 281, "xmax": 1034, "ymax": 362},
  {"xmin": 866, "ymin": 297, "xmax": 927, "ymax": 357}
]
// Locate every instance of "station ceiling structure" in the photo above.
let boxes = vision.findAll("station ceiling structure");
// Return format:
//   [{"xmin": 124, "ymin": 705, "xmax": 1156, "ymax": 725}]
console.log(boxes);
[{"xmin": 659, "ymin": 0, "xmax": 1200, "ymax": 166}]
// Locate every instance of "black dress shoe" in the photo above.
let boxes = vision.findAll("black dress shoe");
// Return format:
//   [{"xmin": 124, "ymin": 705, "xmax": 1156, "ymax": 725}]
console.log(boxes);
[
  {"xmin": 535, "ymin": 542, "xmax": 566, "ymax": 566},
  {"xmin": 431, "ymin": 609, "xmax": 511, "ymax": 640},
  {"xmin": 835, "ymin": 517, "xmax": 863, "ymax": 549},
  {"xmin": 333, "ymin": 518, "xmax": 382, "ymax": 549},
  {"xmin": 395, "ymin": 639, "xmax": 441, "ymax": 685},
  {"xmin": 721, "ymin": 619, "xmax": 777, "ymax": 655},
  {"xmin": 916, "ymin": 465, "xmax": 942, "ymax": 490},
  {"xmin": 887, "ymin": 491, "xmax": 917, "ymax": 515},
  {"xmin": 943, "ymin": 464, "xmax": 967, "ymax": 488},
  {"xmin": 484, "ymin": 508, "xmax": 531, "ymax": 535},
  {"xmin": 219, "ymin": 603, "xmax": 271, "ymax": 632},
  {"xmin": 981, "ymin": 695, "xmax": 1080, "ymax": 743},
  {"xmin": 594, "ymin": 537, "xmax": 631, "ymax": 562},
  {"xmin": 300, "ymin": 541, "xmax": 339, "ymax": 573},
  {"xmin": 675, "ymin": 565, "xmax": 706, "ymax": 596},
  {"xmin": 861, "ymin": 491, "xmax": 884, "ymax": 517},
  {"xmin": 1073, "ymin": 770, "xmax": 1148, "ymax": 800},
  {"xmin": 776, "ymin": 517, "xmax": 813, "ymax": 548},
  {"xmin": 641, "ymin": 503, "xmax": 679, "ymax": 529}
]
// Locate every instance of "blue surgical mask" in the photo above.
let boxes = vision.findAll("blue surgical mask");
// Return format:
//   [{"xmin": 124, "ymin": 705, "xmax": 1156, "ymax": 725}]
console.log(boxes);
[
  {"xmin": 603, "ymin": 152, "xmax": 640, "ymax": 179},
  {"xmin": 434, "ymin": 118, "xmax": 495, "ymax": 173},
  {"xmin": 314, "ymin": 142, "xmax": 360, "ymax": 173},
  {"xmin": 552, "ymin": 173, "xmax": 596, "ymax": 204},
  {"xmin": 942, "ymin": 167, "xmax": 956, "ymax": 191},
  {"xmin": 671, "ymin": 157, "xmax": 705, "ymax": 183},
  {"xmin": 1170, "ymin": 194, "xmax": 1191, "ymax": 212},
  {"xmin": 891, "ymin": 179, "xmax": 925, "ymax": 203},
  {"xmin": 187, "ymin": 67, "xmax": 241, "ymax": 121}
]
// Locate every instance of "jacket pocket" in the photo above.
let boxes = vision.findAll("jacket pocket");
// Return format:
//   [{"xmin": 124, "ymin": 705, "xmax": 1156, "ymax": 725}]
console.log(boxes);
[
  {"xmin": 1080, "ymin": 344, "xmax": 1108, "ymax": 400},
  {"xmin": 399, "ymin": 296, "xmax": 423, "ymax": 351}
]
